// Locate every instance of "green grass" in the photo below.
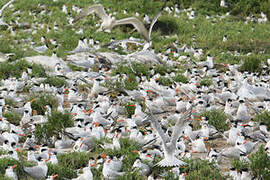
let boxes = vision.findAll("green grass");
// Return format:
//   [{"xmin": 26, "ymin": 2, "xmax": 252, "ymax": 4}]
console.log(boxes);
[
  {"xmin": 200, "ymin": 77, "xmax": 212, "ymax": 87},
  {"xmin": 43, "ymin": 76, "xmax": 67, "ymax": 88},
  {"xmin": 35, "ymin": 111, "xmax": 74, "ymax": 144},
  {"xmin": 249, "ymin": 145, "xmax": 270, "ymax": 179},
  {"xmin": 3, "ymin": 111, "xmax": 21, "ymax": 126},
  {"xmin": 202, "ymin": 109, "xmax": 229, "ymax": 132},
  {"xmin": 240, "ymin": 55, "xmax": 262, "ymax": 73},
  {"xmin": 253, "ymin": 110, "xmax": 270, "ymax": 130},
  {"xmin": 30, "ymin": 93, "xmax": 58, "ymax": 115},
  {"xmin": 181, "ymin": 158, "xmax": 226, "ymax": 180}
]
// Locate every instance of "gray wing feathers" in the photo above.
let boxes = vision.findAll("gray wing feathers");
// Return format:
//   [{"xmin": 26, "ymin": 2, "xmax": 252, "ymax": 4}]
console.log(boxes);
[
  {"xmin": 147, "ymin": 112, "xmax": 169, "ymax": 144},
  {"xmin": 73, "ymin": 4, "xmax": 108, "ymax": 23},
  {"xmin": 114, "ymin": 17, "xmax": 150, "ymax": 42},
  {"xmin": 170, "ymin": 105, "xmax": 193, "ymax": 146}
]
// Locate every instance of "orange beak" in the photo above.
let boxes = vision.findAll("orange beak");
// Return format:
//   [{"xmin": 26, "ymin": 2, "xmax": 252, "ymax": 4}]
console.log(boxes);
[
  {"xmin": 129, "ymin": 104, "xmax": 136, "ymax": 107},
  {"xmin": 241, "ymin": 124, "xmax": 248, "ymax": 127},
  {"xmin": 117, "ymin": 119, "xmax": 125, "ymax": 123},
  {"xmin": 132, "ymin": 150, "xmax": 139, "ymax": 153},
  {"xmin": 12, "ymin": 164, "xmax": 17, "ymax": 169},
  {"xmin": 16, "ymin": 148, "xmax": 22, "ymax": 152},
  {"xmin": 45, "ymin": 158, "xmax": 51, "ymax": 162},
  {"xmin": 52, "ymin": 174, "xmax": 58, "ymax": 179},
  {"xmin": 90, "ymin": 162, "xmax": 97, "ymax": 167},
  {"xmin": 101, "ymin": 153, "xmax": 107, "ymax": 159},
  {"xmin": 34, "ymin": 145, "xmax": 40, "ymax": 149}
]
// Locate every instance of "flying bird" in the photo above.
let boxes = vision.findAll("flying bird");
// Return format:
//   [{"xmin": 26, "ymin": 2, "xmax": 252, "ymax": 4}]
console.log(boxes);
[
  {"xmin": 147, "ymin": 104, "xmax": 193, "ymax": 167},
  {"xmin": 73, "ymin": 3, "xmax": 165, "ymax": 42}
]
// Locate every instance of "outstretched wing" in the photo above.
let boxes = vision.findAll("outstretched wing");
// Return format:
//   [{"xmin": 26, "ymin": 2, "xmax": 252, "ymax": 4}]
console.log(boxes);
[
  {"xmin": 73, "ymin": 4, "xmax": 109, "ymax": 23},
  {"xmin": 147, "ymin": 109, "xmax": 169, "ymax": 145},
  {"xmin": 170, "ymin": 104, "xmax": 193, "ymax": 146},
  {"xmin": 114, "ymin": 17, "xmax": 150, "ymax": 42},
  {"xmin": 0, "ymin": 0, "xmax": 15, "ymax": 16},
  {"xmin": 148, "ymin": 0, "xmax": 167, "ymax": 38}
]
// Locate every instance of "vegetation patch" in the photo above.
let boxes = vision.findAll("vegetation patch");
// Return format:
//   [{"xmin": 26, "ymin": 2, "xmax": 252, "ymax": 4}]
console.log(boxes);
[
  {"xmin": 240, "ymin": 55, "xmax": 262, "ymax": 73},
  {"xmin": 3, "ymin": 111, "xmax": 21, "ymax": 126},
  {"xmin": 43, "ymin": 76, "xmax": 67, "ymax": 88},
  {"xmin": 35, "ymin": 111, "xmax": 73, "ymax": 144},
  {"xmin": 202, "ymin": 110, "xmax": 229, "ymax": 132},
  {"xmin": 253, "ymin": 110, "xmax": 270, "ymax": 130},
  {"xmin": 30, "ymin": 93, "xmax": 58, "ymax": 115}
]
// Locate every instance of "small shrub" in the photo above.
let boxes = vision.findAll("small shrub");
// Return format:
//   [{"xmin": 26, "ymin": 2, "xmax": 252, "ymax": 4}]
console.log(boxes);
[
  {"xmin": 253, "ymin": 110, "xmax": 270, "ymax": 130},
  {"xmin": 43, "ymin": 76, "xmax": 67, "ymax": 88},
  {"xmin": 57, "ymin": 152, "xmax": 91, "ymax": 170},
  {"xmin": 157, "ymin": 77, "xmax": 173, "ymax": 86},
  {"xmin": 4, "ymin": 98, "xmax": 15, "ymax": 107},
  {"xmin": 173, "ymin": 74, "xmax": 189, "ymax": 83},
  {"xmin": 35, "ymin": 111, "xmax": 74, "ymax": 144},
  {"xmin": 47, "ymin": 163, "xmax": 77, "ymax": 179},
  {"xmin": 124, "ymin": 102, "xmax": 136, "ymax": 118},
  {"xmin": 181, "ymin": 159, "xmax": 226, "ymax": 180},
  {"xmin": 30, "ymin": 94, "xmax": 58, "ymax": 115},
  {"xmin": 202, "ymin": 110, "xmax": 229, "ymax": 132},
  {"xmin": 240, "ymin": 55, "xmax": 262, "ymax": 73},
  {"xmin": 200, "ymin": 77, "xmax": 212, "ymax": 87},
  {"xmin": 3, "ymin": 111, "xmax": 21, "ymax": 126},
  {"xmin": 31, "ymin": 63, "xmax": 47, "ymax": 77},
  {"xmin": 231, "ymin": 159, "xmax": 249, "ymax": 171},
  {"xmin": 249, "ymin": 145, "xmax": 270, "ymax": 179}
]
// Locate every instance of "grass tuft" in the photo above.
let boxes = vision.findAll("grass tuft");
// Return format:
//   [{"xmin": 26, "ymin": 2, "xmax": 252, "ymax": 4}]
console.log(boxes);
[
  {"xmin": 202, "ymin": 110, "xmax": 229, "ymax": 132},
  {"xmin": 3, "ymin": 111, "xmax": 21, "ymax": 126},
  {"xmin": 253, "ymin": 110, "xmax": 270, "ymax": 130},
  {"xmin": 35, "ymin": 111, "xmax": 73, "ymax": 144}
]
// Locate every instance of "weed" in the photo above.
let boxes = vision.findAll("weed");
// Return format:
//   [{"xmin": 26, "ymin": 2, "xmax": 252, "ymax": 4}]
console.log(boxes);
[
  {"xmin": 253, "ymin": 110, "xmax": 270, "ymax": 130},
  {"xmin": 3, "ymin": 111, "xmax": 21, "ymax": 126},
  {"xmin": 124, "ymin": 102, "xmax": 136, "ymax": 118},
  {"xmin": 200, "ymin": 77, "xmax": 212, "ymax": 87},
  {"xmin": 240, "ymin": 55, "xmax": 262, "ymax": 73},
  {"xmin": 43, "ymin": 76, "xmax": 67, "ymax": 88},
  {"xmin": 181, "ymin": 158, "xmax": 226, "ymax": 180},
  {"xmin": 173, "ymin": 73, "xmax": 189, "ymax": 83},
  {"xmin": 249, "ymin": 145, "xmax": 270, "ymax": 179},
  {"xmin": 231, "ymin": 158, "xmax": 249, "ymax": 171},
  {"xmin": 157, "ymin": 77, "xmax": 173, "ymax": 86},
  {"xmin": 202, "ymin": 110, "xmax": 229, "ymax": 132},
  {"xmin": 48, "ymin": 163, "xmax": 77, "ymax": 180},
  {"xmin": 30, "ymin": 93, "xmax": 58, "ymax": 115},
  {"xmin": 4, "ymin": 98, "xmax": 15, "ymax": 107},
  {"xmin": 34, "ymin": 111, "xmax": 73, "ymax": 144}
]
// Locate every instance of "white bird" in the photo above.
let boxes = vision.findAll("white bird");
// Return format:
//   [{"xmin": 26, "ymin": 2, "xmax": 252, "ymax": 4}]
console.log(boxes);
[
  {"xmin": 220, "ymin": 0, "xmax": 228, "ymax": 7},
  {"xmin": 147, "ymin": 105, "xmax": 193, "ymax": 167},
  {"xmin": 73, "ymin": 166, "xmax": 93, "ymax": 180},
  {"xmin": 23, "ymin": 157, "xmax": 49, "ymax": 179},
  {"xmin": 132, "ymin": 158, "xmax": 150, "ymax": 176},
  {"xmin": 73, "ymin": 3, "xmax": 164, "ymax": 42},
  {"xmin": 5, "ymin": 165, "xmax": 18, "ymax": 180}
]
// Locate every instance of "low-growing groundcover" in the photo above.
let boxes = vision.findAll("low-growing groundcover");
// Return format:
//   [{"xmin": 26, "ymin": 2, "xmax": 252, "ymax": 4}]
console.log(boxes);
[
  {"xmin": 35, "ymin": 111, "xmax": 74, "ymax": 144},
  {"xmin": 232, "ymin": 146, "xmax": 270, "ymax": 179}
]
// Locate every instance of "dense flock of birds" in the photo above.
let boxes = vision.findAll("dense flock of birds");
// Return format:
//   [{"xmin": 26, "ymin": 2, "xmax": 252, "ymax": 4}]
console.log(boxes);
[{"xmin": 0, "ymin": 0, "xmax": 270, "ymax": 179}]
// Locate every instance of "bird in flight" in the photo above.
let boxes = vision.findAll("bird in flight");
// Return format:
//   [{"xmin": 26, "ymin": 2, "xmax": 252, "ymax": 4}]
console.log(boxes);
[{"xmin": 73, "ymin": 3, "xmax": 165, "ymax": 42}]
